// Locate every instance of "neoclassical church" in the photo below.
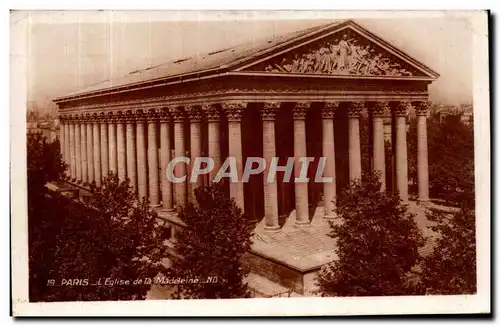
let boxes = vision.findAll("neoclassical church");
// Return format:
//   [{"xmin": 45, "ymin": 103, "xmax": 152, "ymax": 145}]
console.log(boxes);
[{"xmin": 55, "ymin": 20, "xmax": 439, "ymax": 296}]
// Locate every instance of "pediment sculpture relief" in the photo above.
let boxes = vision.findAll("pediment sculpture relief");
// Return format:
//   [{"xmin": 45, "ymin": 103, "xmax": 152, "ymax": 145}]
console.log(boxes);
[{"xmin": 256, "ymin": 32, "xmax": 418, "ymax": 77}]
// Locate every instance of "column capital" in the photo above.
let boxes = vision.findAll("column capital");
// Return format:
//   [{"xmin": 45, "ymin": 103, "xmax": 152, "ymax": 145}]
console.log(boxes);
[
  {"xmin": 113, "ymin": 111, "xmax": 125, "ymax": 123},
  {"xmin": 98, "ymin": 112, "xmax": 107, "ymax": 123},
  {"xmin": 170, "ymin": 106, "xmax": 186, "ymax": 123},
  {"xmin": 84, "ymin": 113, "xmax": 93, "ymax": 123},
  {"xmin": 107, "ymin": 111, "xmax": 117, "ymax": 123},
  {"xmin": 321, "ymin": 102, "xmax": 339, "ymax": 119},
  {"xmin": 261, "ymin": 102, "xmax": 279, "ymax": 121},
  {"xmin": 392, "ymin": 101, "xmax": 412, "ymax": 117},
  {"xmin": 205, "ymin": 105, "xmax": 220, "ymax": 122},
  {"xmin": 371, "ymin": 101, "xmax": 389, "ymax": 117},
  {"xmin": 347, "ymin": 101, "xmax": 364, "ymax": 118},
  {"xmin": 292, "ymin": 102, "xmax": 310, "ymax": 120},
  {"xmin": 222, "ymin": 102, "xmax": 246, "ymax": 121},
  {"xmin": 124, "ymin": 110, "xmax": 135, "ymax": 123},
  {"xmin": 415, "ymin": 101, "xmax": 430, "ymax": 116},
  {"xmin": 134, "ymin": 109, "xmax": 147, "ymax": 122},
  {"xmin": 146, "ymin": 108, "xmax": 162, "ymax": 122},
  {"xmin": 90, "ymin": 113, "xmax": 99, "ymax": 123},
  {"xmin": 186, "ymin": 105, "xmax": 203, "ymax": 122},
  {"xmin": 159, "ymin": 108, "xmax": 171, "ymax": 123}
]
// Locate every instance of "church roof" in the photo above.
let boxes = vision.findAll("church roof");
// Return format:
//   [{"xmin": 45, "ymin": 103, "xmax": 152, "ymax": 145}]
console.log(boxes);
[{"xmin": 54, "ymin": 20, "xmax": 439, "ymax": 103}]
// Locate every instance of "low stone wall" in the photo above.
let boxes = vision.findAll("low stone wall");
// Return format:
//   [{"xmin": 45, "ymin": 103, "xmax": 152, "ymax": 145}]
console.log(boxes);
[{"xmin": 244, "ymin": 251, "xmax": 307, "ymax": 294}]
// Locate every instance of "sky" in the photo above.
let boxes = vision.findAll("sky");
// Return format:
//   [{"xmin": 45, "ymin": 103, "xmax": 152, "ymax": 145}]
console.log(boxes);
[{"xmin": 19, "ymin": 11, "xmax": 475, "ymax": 112}]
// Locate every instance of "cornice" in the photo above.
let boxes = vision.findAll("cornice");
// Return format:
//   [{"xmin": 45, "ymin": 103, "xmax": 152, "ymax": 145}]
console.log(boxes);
[{"xmin": 59, "ymin": 87, "xmax": 428, "ymax": 115}]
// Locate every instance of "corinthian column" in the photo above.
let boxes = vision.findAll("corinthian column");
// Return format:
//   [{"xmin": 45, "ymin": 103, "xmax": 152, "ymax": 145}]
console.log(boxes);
[
  {"xmin": 348, "ymin": 102, "xmax": 363, "ymax": 182},
  {"xmin": 75, "ymin": 116, "xmax": 82, "ymax": 183},
  {"xmin": 69, "ymin": 117, "xmax": 76, "ymax": 181},
  {"xmin": 293, "ymin": 102, "xmax": 310, "ymax": 226},
  {"xmin": 172, "ymin": 107, "xmax": 187, "ymax": 209},
  {"xmin": 63, "ymin": 116, "xmax": 71, "ymax": 166},
  {"xmin": 99, "ymin": 112, "xmax": 109, "ymax": 180},
  {"xmin": 116, "ymin": 112, "xmax": 127, "ymax": 182},
  {"xmin": 136, "ymin": 110, "xmax": 148, "ymax": 199},
  {"xmin": 147, "ymin": 109, "xmax": 160, "ymax": 207},
  {"xmin": 86, "ymin": 115, "xmax": 94, "ymax": 185},
  {"xmin": 416, "ymin": 101, "xmax": 430, "ymax": 202},
  {"xmin": 224, "ymin": 102, "xmax": 245, "ymax": 210},
  {"xmin": 108, "ymin": 112, "xmax": 118, "ymax": 175},
  {"xmin": 125, "ymin": 110, "xmax": 138, "ymax": 192},
  {"xmin": 393, "ymin": 102, "xmax": 410, "ymax": 202},
  {"xmin": 59, "ymin": 117, "xmax": 65, "ymax": 163},
  {"xmin": 160, "ymin": 109, "xmax": 174, "ymax": 211},
  {"xmin": 187, "ymin": 105, "xmax": 203, "ymax": 202},
  {"xmin": 206, "ymin": 105, "xmax": 221, "ymax": 183},
  {"xmin": 371, "ymin": 102, "xmax": 387, "ymax": 191},
  {"xmin": 59, "ymin": 117, "xmax": 66, "ymax": 164},
  {"xmin": 321, "ymin": 102, "xmax": 338, "ymax": 219},
  {"xmin": 92, "ymin": 114, "xmax": 101, "ymax": 187},
  {"xmin": 261, "ymin": 102, "xmax": 280, "ymax": 231},
  {"xmin": 80, "ymin": 116, "xmax": 88, "ymax": 185}
]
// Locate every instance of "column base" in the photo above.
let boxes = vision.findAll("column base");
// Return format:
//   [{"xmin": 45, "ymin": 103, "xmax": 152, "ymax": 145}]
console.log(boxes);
[
  {"xmin": 294, "ymin": 220, "xmax": 311, "ymax": 227},
  {"xmin": 323, "ymin": 214, "xmax": 337, "ymax": 220},
  {"xmin": 264, "ymin": 225, "xmax": 280, "ymax": 232},
  {"xmin": 150, "ymin": 204, "xmax": 161, "ymax": 208},
  {"xmin": 161, "ymin": 207, "xmax": 176, "ymax": 212}
]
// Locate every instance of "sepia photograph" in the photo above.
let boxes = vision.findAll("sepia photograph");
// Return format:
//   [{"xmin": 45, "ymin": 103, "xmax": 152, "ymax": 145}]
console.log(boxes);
[{"xmin": 10, "ymin": 10, "xmax": 490, "ymax": 316}]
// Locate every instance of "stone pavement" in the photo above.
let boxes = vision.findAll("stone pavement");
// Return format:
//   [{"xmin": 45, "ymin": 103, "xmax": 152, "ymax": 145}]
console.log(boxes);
[
  {"xmin": 251, "ymin": 206, "xmax": 338, "ymax": 272},
  {"xmin": 250, "ymin": 201, "xmax": 440, "ymax": 272}
]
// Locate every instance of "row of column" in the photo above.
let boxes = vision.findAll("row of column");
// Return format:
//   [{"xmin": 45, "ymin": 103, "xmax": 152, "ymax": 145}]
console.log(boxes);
[{"xmin": 59, "ymin": 100, "xmax": 430, "ymax": 231}]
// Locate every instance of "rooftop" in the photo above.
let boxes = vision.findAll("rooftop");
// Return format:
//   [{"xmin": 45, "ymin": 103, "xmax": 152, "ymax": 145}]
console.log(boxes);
[
  {"xmin": 59, "ymin": 21, "xmax": 339, "ymax": 100},
  {"xmin": 55, "ymin": 19, "xmax": 439, "ymax": 103}
]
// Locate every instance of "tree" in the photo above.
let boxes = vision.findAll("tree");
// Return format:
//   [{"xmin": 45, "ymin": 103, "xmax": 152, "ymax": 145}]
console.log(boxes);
[
  {"xmin": 168, "ymin": 184, "xmax": 254, "ymax": 299},
  {"xmin": 419, "ymin": 206, "xmax": 476, "ymax": 295},
  {"xmin": 27, "ymin": 132, "xmax": 67, "ymax": 195},
  {"xmin": 316, "ymin": 173, "xmax": 424, "ymax": 296},
  {"xmin": 28, "ymin": 132, "xmax": 169, "ymax": 302},
  {"xmin": 83, "ymin": 173, "xmax": 170, "ymax": 300}
]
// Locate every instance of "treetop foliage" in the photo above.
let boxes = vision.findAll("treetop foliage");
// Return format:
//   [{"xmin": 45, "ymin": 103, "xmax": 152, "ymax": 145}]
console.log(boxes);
[
  {"xmin": 169, "ymin": 184, "xmax": 254, "ymax": 299},
  {"xmin": 316, "ymin": 173, "xmax": 424, "ymax": 296}
]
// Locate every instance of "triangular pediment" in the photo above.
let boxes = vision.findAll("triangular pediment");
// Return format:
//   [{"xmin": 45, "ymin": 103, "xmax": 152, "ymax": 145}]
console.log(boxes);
[{"xmin": 236, "ymin": 22, "xmax": 439, "ymax": 79}]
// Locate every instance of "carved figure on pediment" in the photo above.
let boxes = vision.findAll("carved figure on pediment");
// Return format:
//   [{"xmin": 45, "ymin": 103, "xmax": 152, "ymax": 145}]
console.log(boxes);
[
  {"xmin": 366, "ymin": 53, "xmax": 383, "ymax": 75},
  {"xmin": 282, "ymin": 56, "xmax": 295, "ymax": 72},
  {"xmin": 258, "ymin": 31, "xmax": 416, "ymax": 77},
  {"xmin": 337, "ymin": 35, "xmax": 351, "ymax": 70},
  {"xmin": 318, "ymin": 47, "xmax": 331, "ymax": 73},
  {"xmin": 328, "ymin": 43, "xmax": 339, "ymax": 71},
  {"xmin": 355, "ymin": 46, "xmax": 371, "ymax": 74},
  {"xmin": 299, "ymin": 53, "xmax": 314, "ymax": 73}
]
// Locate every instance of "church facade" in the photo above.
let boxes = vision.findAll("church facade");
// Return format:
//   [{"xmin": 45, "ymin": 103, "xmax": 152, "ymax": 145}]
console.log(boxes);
[{"xmin": 54, "ymin": 20, "xmax": 439, "ymax": 295}]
